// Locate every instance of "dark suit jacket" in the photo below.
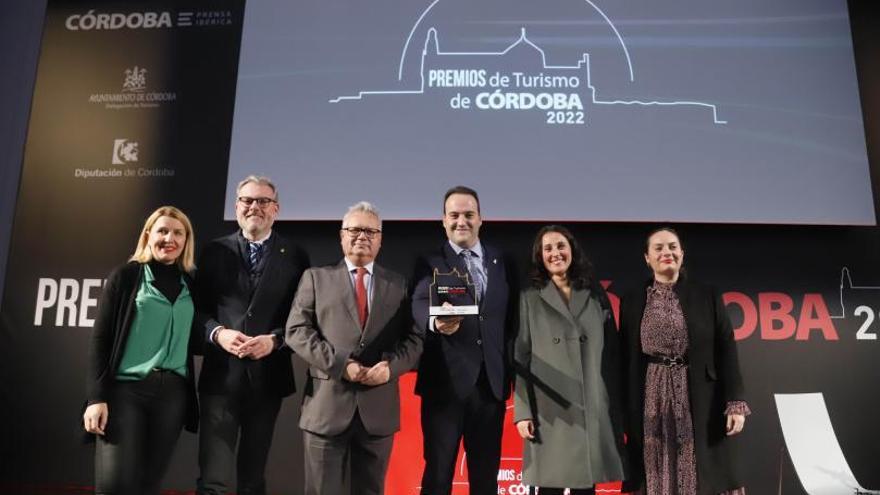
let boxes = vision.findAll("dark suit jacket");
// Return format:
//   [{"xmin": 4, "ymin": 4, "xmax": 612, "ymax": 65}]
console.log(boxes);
[
  {"xmin": 619, "ymin": 277, "xmax": 745, "ymax": 494},
  {"xmin": 412, "ymin": 242, "xmax": 515, "ymax": 402},
  {"xmin": 85, "ymin": 261, "xmax": 200, "ymax": 439},
  {"xmin": 285, "ymin": 261, "xmax": 423, "ymax": 436},
  {"xmin": 196, "ymin": 232, "xmax": 309, "ymax": 397}
]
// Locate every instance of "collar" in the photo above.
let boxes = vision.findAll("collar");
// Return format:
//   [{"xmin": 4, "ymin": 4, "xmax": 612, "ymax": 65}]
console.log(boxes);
[
  {"xmin": 146, "ymin": 260, "xmax": 179, "ymax": 278},
  {"xmin": 344, "ymin": 257, "xmax": 374, "ymax": 275},
  {"xmin": 241, "ymin": 230, "xmax": 272, "ymax": 245},
  {"xmin": 447, "ymin": 239, "xmax": 484, "ymax": 259}
]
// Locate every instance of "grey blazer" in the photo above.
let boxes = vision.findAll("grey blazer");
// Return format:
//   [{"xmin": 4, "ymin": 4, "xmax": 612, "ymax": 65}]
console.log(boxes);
[{"xmin": 285, "ymin": 260, "xmax": 423, "ymax": 436}]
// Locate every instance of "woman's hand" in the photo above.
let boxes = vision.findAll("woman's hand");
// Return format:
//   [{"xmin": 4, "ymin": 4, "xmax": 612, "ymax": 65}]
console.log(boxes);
[
  {"xmin": 83, "ymin": 402, "xmax": 109, "ymax": 436},
  {"xmin": 726, "ymin": 413, "xmax": 745, "ymax": 436},
  {"xmin": 516, "ymin": 419, "xmax": 535, "ymax": 440}
]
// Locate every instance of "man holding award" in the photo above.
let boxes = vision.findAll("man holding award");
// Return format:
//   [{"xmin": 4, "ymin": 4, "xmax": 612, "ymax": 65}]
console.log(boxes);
[{"xmin": 412, "ymin": 186, "xmax": 515, "ymax": 495}]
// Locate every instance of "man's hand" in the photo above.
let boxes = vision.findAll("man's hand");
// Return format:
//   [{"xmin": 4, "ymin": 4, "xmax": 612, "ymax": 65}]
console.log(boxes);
[
  {"xmin": 435, "ymin": 304, "xmax": 463, "ymax": 335},
  {"xmin": 361, "ymin": 361, "xmax": 391, "ymax": 386},
  {"xmin": 83, "ymin": 402, "xmax": 109, "ymax": 436},
  {"xmin": 344, "ymin": 359, "xmax": 367, "ymax": 382},
  {"xmin": 215, "ymin": 328, "xmax": 250, "ymax": 356},
  {"xmin": 238, "ymin": 334, "xmax": 276, "ymax": 360}
]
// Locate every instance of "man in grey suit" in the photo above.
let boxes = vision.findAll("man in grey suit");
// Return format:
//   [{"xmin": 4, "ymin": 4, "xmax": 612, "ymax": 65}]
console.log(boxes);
[{"xmin": 285, "ymin": 201, "xmax": 423, "ymax": 495}]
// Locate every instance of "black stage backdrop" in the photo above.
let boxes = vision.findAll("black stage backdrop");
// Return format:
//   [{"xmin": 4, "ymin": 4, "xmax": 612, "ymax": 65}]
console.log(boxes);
[
  {"xmin": 0, "ymin": 0, "xmax": 247, "ymax": 491},
  {"xmin": 1, "ymin": 0, "xmax": 880, "ymax": 494}
]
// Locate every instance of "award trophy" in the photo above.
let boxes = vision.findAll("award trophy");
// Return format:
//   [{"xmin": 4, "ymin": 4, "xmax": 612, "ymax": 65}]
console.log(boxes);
[{"xmin": 429, "ymin": 268, "xmax": 479, "ymax": 316}]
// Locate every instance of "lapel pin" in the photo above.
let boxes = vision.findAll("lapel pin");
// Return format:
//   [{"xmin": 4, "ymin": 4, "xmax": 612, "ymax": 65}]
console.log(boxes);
[
  {"xmin": 493, "ymin": 259, "xmax": 497, "ymax": 264},
  {"xmin": 280, "ymin": 248, "xmax": 286, "ymax": 253}
]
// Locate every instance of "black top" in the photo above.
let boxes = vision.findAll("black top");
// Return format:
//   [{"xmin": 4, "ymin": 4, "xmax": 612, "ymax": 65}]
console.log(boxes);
[{"xmin": 149, "ymin": 260, "xmax": 182, "ymax": 303}]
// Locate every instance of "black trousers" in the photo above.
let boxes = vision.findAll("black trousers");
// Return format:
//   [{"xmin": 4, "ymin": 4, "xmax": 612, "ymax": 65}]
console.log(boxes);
[
  {"xmin": 95, "ymin": 370, "xmax": 187, "ymax": 495},
  {"xmin": 196, "ymin": 390, "xmax": 282, "ymax": 495},
  {"xmin": 420, "ymin": 372, "xmax": 505, "ymax": 495}
]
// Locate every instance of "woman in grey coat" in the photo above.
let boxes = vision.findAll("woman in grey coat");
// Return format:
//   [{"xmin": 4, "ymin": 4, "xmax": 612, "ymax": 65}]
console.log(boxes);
[{"xmin": 514, "ymin": 225, "xmax": 628, "ymax": 495}]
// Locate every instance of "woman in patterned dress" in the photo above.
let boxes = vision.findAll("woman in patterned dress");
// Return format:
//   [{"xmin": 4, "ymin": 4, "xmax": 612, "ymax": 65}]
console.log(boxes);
[{"xmin": 620, "ymin": 227, "xmax": 750, "ymax": 494}]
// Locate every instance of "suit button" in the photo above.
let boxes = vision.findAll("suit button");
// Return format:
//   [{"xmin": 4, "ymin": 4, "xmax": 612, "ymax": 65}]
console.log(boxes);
[
  {"xmin": 553, "ymin": 337, "xmax": 560, "ymax": 344},
  {"xmin": 247, "ymin": 311, "xmax": 253, "ymax": 317},
  {"xmin": 359, "ymin": 342, "xmax": 365, "ymax": 348},
  {"xmin": 476, "ymin": 339, "xmax": 482, "ymax": 346},
  {"xmin": 579, "ymin": 336, "xmax": 587, "ymax": 343},
  {"xmin": 479, "ymin": 316, "xmax": 484, "ymax": 321}
]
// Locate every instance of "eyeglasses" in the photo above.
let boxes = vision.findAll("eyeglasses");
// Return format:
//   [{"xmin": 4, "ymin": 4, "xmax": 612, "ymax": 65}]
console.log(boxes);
[
  {"xmin": 341, "ymin": 227, "xmax": 382, "ymax": 239},
  {"xmin": 237, "ymin": 196, "xmax": 277, "ymax": 208}
]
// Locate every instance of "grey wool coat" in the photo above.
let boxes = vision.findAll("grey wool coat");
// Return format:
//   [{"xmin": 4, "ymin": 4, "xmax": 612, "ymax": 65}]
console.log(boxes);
[{"xmin": 514, "ymin": 281, "xmax": 628, "ymax": 489}]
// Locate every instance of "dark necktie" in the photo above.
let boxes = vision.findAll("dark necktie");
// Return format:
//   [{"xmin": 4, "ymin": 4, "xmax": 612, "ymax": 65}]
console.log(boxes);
[
  {"xmin": 461, "ymin": 249, "xmax": 485, "ymax": 303},
  {"xmin": 248, "ymin": 242, "xmax": 263, "ymax": 272},
  {"xmin": 355, "ymin": 267, "xmax": 368, "ymax": 329}
]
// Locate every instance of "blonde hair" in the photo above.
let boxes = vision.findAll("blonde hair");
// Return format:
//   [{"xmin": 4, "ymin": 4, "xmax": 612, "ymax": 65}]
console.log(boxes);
[{"xmin": 129, "ymin": 206, "xmax": 196, "ymax": 273}]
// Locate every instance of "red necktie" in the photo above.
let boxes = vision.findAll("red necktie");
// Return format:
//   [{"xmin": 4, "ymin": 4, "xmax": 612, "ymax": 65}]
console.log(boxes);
[{"xmin": 355, "ymin": 267, "xmax": 368, "ymax": 329}]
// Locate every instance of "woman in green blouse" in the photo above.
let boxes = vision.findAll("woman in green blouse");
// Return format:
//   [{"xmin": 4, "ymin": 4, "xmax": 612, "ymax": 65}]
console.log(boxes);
[{"xmin": 82, "ymin": 206, "xmax": 200, "ymax": 494}]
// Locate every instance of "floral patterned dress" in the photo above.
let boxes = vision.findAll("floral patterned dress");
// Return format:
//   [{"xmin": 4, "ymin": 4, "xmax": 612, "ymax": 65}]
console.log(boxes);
[{"xmin": 637, "ymin": 281, "xmax": 750, "ymax": 495}]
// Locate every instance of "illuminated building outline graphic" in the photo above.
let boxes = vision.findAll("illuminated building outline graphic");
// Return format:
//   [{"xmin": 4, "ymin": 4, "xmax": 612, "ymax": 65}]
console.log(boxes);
[{"xmin": 330, "ymin": 0, "xmax": 726, "ymax": 125}]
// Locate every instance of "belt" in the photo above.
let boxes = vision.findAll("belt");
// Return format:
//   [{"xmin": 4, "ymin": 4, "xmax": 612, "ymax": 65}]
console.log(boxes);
[{"xmin": 647, "ymin": 355, "xmax": 688, "ymax": 368}]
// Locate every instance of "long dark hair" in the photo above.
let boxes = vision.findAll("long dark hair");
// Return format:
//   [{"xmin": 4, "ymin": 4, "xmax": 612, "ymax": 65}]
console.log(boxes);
[{"xmin": 529, "ymin": 225, "xmax": 593, "ymax": 290}]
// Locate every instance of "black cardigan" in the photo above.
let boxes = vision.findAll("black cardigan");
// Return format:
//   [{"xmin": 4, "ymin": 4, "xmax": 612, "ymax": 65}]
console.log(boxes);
[
  {"xmin": 619, "ymin": 277, "xmax": 745, "ymax": 494},
  {"xmin": 85, "ymin": 261, "xmax": 201, "ymax": 436}
]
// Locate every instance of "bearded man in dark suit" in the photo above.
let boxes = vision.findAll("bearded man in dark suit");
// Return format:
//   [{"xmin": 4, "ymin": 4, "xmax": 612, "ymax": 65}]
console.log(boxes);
[{"xmin": 195, "ymin": 175, "xmax": 309, "ymax": 495}]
